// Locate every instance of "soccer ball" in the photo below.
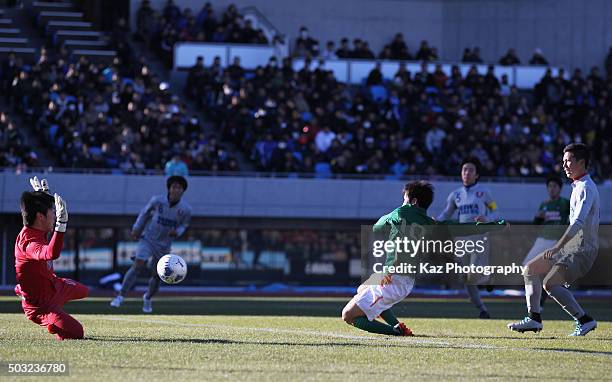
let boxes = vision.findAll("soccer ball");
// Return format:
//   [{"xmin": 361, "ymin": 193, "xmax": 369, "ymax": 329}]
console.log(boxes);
[{"xmin": 156, "ymin": 254, "xmax": 187, "ymax": 284}]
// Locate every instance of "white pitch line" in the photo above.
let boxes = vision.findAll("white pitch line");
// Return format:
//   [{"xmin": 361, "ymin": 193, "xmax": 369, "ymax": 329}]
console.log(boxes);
[
  {"xmin": 103, "ymin": 316, "xmax": 494, "ymax": 349},
  {"xmin": 101, "ymin": 317, "xmax": 612, "ymax": 358}
]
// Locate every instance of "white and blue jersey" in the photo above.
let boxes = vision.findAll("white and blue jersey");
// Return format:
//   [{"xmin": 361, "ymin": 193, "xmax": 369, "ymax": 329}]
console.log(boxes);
[
  {"xmin": 437, "ymin": 183, "xmax": 499, "ymax": 223},
  {"xmin": 133, "ymin": 194, "xmax": 192, "ymax": 253},
  {"xmin": 566, "ymin": 174, "xmax": 600, "ymax": 252}
]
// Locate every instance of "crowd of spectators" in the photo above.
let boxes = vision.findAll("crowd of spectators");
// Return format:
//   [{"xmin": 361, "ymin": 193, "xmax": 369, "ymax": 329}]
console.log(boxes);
[
  {"xmin": 294, "ymin": 31, "xmax": 439, "ymax": 62},
  {"xmin": 0, "ymin": 109, "xmax": 38, "ymax": 171},
  {"xmin": 2, "ymin": 46, "xmax": 237, "ymax": 172},
  {"xmin": 186, "ymin": 52, "xmax": 612, "ymax": 181},
  {"xmin": 295, "ymin": 28, "xmax": 555, "ymax": 70},
  {"xmin": 135, "ymin": 0, "xmax": 270, "ymax": 66},
  {"xmin": 1, "ymin": 52, "xmax": 40, "ymax": 171}
]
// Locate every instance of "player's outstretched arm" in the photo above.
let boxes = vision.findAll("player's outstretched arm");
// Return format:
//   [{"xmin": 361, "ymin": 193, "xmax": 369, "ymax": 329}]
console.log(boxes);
[
  {"xmin": 131, "ymin": 196, "xmax": 157, "ymax": 236},
  {"xmin": 373, "ymin": 212, "xmax": 392, "ymax": 232},
  {"xmin": 436, "ymin": 192, "xmax": 457, "ymax": 221},
  {"xmin": 25, "ymin": 193, "xmax": 68, "ymax": 261}
]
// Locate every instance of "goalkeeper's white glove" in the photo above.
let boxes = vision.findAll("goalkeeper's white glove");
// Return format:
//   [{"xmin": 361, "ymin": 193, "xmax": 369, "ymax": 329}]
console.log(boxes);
[
  {"xmin": 54, "ymin": 193, "xmax": 68, "ymax": 233},
  {"xmin": 30, "ymin": 176, "xmax": 50, "ymax": 194}
]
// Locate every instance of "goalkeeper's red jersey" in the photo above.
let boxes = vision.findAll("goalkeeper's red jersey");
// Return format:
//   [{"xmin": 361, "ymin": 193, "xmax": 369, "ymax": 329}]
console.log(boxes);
[{"xmin": 14, "ymin": 226, "xmax": 65, "ymax": 307}]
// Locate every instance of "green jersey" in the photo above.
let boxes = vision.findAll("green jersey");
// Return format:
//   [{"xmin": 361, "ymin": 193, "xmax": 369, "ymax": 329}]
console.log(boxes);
[
  {"xmin": 534, "ymin": 197, "xmax": 570, "ymax": 240},
  {"xmin": 373, "ymin": 204, "xmax": 506, "ymax": 270},
  {"xmin": 373, "ymin": 204, "xmax": 436, "ymax": 267}
]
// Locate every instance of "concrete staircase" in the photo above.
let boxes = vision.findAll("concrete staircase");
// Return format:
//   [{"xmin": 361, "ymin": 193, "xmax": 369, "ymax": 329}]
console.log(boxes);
[
  {"xmin": 0, "ymin": 7, "xmax": 36, "ymax": 61},
  {"xmin": 31, "ymin": 0, "xmax": 116, "ymax": 63}
]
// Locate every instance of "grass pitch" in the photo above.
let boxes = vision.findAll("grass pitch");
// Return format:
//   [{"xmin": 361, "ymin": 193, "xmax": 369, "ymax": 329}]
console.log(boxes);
[{"xmin": 1, "ymin": 296, "xmax": 611, "ymax": 381}]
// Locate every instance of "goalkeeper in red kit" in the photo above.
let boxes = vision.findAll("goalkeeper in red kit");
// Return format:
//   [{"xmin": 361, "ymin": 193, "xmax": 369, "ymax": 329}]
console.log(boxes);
[{"xmin": 14, "ymin": 177, "xmax": 88, "ymax": 340}]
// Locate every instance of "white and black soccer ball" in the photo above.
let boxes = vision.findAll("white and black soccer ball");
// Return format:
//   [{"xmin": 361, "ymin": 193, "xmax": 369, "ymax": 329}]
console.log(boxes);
[{"xmin": 156, "ymin": 254, "xmax": 187, "ymax": 284}]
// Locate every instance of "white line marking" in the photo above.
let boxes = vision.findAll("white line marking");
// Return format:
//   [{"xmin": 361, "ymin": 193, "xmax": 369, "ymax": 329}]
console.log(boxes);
[
  {"xmin": 102, "ymin": 316, "xmax": 494, "ymax": 349},
  {"xmin": 100, "ymin": 316, "xmax": 612, "ymax": 357}
]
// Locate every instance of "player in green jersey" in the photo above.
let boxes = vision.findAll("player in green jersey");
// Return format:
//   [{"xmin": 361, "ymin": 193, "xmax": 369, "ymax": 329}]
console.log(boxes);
[{"xmin": 341, "ymin": 181, "xmax": 435, "ymax": 336}]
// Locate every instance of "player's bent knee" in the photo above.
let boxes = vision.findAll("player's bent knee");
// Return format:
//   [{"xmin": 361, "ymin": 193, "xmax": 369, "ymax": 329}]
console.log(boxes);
[
  {"xmin": 543, "ymin": 266, "xmax": 566, "ymax": 293},
  {"xmin": 66, "ymin": 325, "xmax": 84, "ymax": 340},
  {"xmin": 341, "ymin": 306, "xmax": 355, "ymax": 325},
  {"xmin": 543, "ymin": 276, "xmax": 561, "ymax": 293},
  {"xmin": 543, "ymin": 278, "xmax": 561, "ymax": 293},
  {"xmin": 53, "ymin": 322, "xmax": 84, "ymax": 340}
]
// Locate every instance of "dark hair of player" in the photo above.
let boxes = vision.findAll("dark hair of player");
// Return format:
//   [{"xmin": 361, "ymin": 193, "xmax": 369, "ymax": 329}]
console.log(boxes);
[
  {"xmin": 167, "ymin": 175, "xmax": 188, "ymax": 191},
  {"xmin": 20, "ymin": 191, "xmax": 54, "ymax": 227},
  {"xmin": 460, "ymin": 156, "xmax": 482, "ymax": 175},
  {"xmin": 546, "ymin": 175, "xmax": 563, "ymax": 188},
  {"xmin": 563, "ymin": 143, "xmax": 590, "ymax": 168},
  {"xmin": 403, "ymin": 181, "xmax": 434, "ymax": 210}
]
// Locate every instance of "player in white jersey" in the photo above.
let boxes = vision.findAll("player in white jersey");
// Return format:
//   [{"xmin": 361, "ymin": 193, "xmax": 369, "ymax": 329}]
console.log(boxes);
[
  {"xmin": 111, "ymin": 176, "xmax": 192, "ymax": 312},
  {"xmin": 508, "ymin": 143, "xmax": 599, "ymax": 336},
  {"xmin": 438, "ymin": 157, "xmax": 499, "ymax": 318}
]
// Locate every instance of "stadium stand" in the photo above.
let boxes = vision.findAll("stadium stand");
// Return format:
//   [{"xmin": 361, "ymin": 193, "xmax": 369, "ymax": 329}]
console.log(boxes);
[
  {"xmin": 0, "ymin": 109, "xmax": 38, "ymax": 170},
  {"xmin": 185, "ymin": 52, "xmax": 612, "ymax": 180},
  {"xmin": 4, "ymin": 52, "xmax": 239, "ymax": 172},
  {"xmin": 134, "ymin": 0, "xmax": 270, "ymax": 66},
  {"xmin": 1, "ymin": 1, "xmax": 610, "ymax": 182}
]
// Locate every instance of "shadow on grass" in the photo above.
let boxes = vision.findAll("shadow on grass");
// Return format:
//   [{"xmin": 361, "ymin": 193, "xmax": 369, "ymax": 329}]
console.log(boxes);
[
  {"xmin": 417, "ymin": 333, "xmax": 612, "ymax": 342},
  {"xmin": 85, "ymin": 336, "xmax": 458, "ymax": 349},
  {"xmin": 532, "ymin": 347, "xmax": 612, "ymax": 357},
  {"xmin": 1, "ymin": 298, "xmax": 611, "ymax": 321}
]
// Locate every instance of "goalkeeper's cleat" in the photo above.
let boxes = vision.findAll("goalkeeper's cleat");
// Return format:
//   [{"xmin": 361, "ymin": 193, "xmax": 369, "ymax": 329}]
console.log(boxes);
[
  {"xmin": 393, "ymin": 322, "xmax": 414, "ymax": 336},
  {"xmin": 110, "ymin": 295, "xmax": 124, "ymax": 308},
  {"xmin": 570, "ymin": 319, "xmax": 597, "ymax": 336},
  {"xmin": 507, "ymin": 317, "xmax": 543, "ymax": 333},
  {"xmin": 142, "ymin": 293, "xmax": 153, "ymax": 313},
  {"xmin": 479, "ymin": 310, "xmax": 491, "ymax": 319}
]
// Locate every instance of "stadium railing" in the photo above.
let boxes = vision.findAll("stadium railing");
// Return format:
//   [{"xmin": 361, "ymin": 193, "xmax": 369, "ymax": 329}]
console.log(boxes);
[
  {"xmin": 173, "ymin": 43, "xmax": 562, "ymax": 89},
  {"xmin": 292, "ymin": 58, "xmax": 563, "ymax": 89},
  {"xmin": 173, "ymin": 42, "xmax": 277, "ymax": 70}
]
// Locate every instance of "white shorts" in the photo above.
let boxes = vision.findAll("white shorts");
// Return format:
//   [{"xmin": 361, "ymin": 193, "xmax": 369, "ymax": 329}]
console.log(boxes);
[
  {"xmin": 523, "ymin": 237, "xmax": 557, "ymax": 266},
  {"xmin": 135, "ymin": 240, "xmax": 168, "ymax": 264},
  {"xmin": 354, "ymin": 274, "xmax": 415, "ymax": 321}
]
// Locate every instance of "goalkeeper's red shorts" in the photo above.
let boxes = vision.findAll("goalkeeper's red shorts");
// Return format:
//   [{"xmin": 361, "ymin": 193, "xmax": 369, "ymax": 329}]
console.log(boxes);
[{"xmin": 18, "ymin": 278, "xmax": 89, "ymax": 340}]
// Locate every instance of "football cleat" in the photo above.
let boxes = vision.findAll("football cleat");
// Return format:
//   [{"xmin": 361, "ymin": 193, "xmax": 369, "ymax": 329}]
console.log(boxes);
[
  {"xmin": 394, "ymin": 322, "xmax": 414, "ymax": 336},
  {"xmin": 110, "ymin": 295, "xmax": 124, "ymax": 308},
  {"xmin": 479, "ymin": 310, "xmax": 491, "ymax": 319},
  {"xmin": 142, "ymin": 293, "xmax": 153, "ymax": 313},
  {"xmin": 570, "ymin": 319, "xmax": 597, "ymax": 336},
  {"xmin": 507, "ymin": 317, "xmax": 543, "ymax": 333}
]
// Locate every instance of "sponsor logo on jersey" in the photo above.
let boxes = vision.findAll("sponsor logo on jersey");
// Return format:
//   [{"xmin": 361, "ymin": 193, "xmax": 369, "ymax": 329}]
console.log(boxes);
[
  {"xmin": 157, "ymin": 216, "xmax": 178, "ymax": 228},
  {"xmin": 459, "ymin": 204, "xmax": 480, "ymax": 216}
]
